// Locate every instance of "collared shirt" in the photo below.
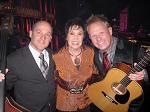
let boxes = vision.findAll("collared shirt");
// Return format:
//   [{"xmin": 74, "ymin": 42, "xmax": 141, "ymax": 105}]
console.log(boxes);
[
  {"xmin": 29, "ymin": 43, "xmax": 49, "ymax": 69},
  {"xmin": 98, "ymin": 37, "xmax": 118, "ymax": 67}
]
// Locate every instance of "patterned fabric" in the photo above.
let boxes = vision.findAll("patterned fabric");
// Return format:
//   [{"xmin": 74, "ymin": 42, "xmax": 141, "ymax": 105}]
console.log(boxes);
[
  {"xmin": 39, "ymin": 53, "xmax": 48, "ymax": 78},
  {"xmin": 53, "ymin": 46, "xmax": 98, "ymax": 111},
  {"xmin": 103, "ymin": 52, "xmax": 110, "ymax": 72}
]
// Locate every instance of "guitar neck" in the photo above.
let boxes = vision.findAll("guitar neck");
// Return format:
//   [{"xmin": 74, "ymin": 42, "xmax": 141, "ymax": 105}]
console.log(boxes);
[
  {"xmin": 121, "ymin": 51, "xmax": 150, "ymax": 87},
  {"xmin": 130, "ymin": 51, "xmax": 150, "ymax": 74}
]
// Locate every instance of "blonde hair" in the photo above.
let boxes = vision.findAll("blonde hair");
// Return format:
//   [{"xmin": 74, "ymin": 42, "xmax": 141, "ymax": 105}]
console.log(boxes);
[{"xmin": 86, "ymin": 14, "xmax": 110, "ymax": 28}]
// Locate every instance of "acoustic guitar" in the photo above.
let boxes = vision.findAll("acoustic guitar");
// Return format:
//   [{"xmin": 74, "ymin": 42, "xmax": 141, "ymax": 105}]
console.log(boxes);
[
  {"xmin": 88, "ymin": 50, "xmax": 150, "ymax": 112},
  {"xmin": 5, "ymin": 96, "xmax": 31, "ymax": 112}
]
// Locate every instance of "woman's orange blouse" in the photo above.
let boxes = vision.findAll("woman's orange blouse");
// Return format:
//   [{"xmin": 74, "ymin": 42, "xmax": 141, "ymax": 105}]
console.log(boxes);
[{"xmin": 53, "ymin": 46, "xmax": 97, "ymax": 111}]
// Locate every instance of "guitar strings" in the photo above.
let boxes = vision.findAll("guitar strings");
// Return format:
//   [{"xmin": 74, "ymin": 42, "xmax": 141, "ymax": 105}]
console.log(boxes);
[{"xmin": 120, "ymin": 53, "xmax": 150, "ymax": 87}]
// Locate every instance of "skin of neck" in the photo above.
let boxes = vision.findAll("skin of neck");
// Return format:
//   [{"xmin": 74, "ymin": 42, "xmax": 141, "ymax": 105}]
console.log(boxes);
[
  {"xmin": 30, "ymin": 42, "xmax": 44, "ymax": 53},
  {"xmin": 69, "ymin": 47, "xmax": 82, "ymax": 56}
]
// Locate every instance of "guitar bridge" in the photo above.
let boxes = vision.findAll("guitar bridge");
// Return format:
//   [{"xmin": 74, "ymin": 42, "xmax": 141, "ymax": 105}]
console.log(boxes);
[{"xmin": 102, "ymin": 91, "xmax": 118, "ymax": 105}]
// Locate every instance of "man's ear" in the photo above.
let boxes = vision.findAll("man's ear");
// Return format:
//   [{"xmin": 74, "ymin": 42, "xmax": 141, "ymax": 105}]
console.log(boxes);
[
  {"xmin": 108, "ymin": 27, "xmax": 112, "ymax": 35},
  {"xmin": 29, "ymin": 30, "xmax": 32, "ymax": 38}
]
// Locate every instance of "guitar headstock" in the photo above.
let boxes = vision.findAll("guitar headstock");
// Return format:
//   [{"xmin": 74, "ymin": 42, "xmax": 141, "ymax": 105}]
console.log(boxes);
[
  {"xmin": 146, "ymin": 48, "xmax": 150, "ymax": 52},
  {"xmin": 146, "ymin": 48, "xmax": 150, "ymax": 59}
]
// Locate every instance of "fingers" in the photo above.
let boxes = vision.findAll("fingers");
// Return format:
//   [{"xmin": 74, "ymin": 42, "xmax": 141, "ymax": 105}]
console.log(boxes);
[
  {"xmin": 0, "ymin": 68, "xmax": 9, "ymax": 82},
  {"xmin": 128, "ymin": 70, "xmax": 144, "ymax": 81},
  {"xmin": 128, "ymin": 63, "xmax": 145, "ymax": 81},
  {"xmin": 6, "ymin": 68, "xmax": 9, "ymax": 73},
  {"xmin": 134, "ymin": 63, "xmax": 137, "ymax": 66},
  {"xmin": 0, "ymin": 70, "xmax": 5, "ymax": 81}
]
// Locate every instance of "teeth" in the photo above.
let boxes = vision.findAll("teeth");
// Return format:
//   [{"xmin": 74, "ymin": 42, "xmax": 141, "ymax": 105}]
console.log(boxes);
[
  {"xmin": 98, "ymin": 42, "xmax": 103, "ymax": 45},
  {"xmin": 72, "ymin": 42, "xmax": 78, "ymax": 44}
]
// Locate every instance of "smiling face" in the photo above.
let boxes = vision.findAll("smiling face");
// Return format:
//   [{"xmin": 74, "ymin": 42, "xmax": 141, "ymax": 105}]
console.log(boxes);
[
  {"xmin": 67, "ymin": 25, "xmax": 84, "ymax": 51},
  {"xmin": 87, "ymin": 21, "xmax": 112, "ymax": 52},
  {"xmin": 29, "ymin": 21, "xmax": 52, "ymax": 53}
]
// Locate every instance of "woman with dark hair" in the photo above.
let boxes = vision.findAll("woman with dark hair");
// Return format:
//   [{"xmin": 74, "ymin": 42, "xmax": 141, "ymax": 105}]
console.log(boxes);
[{"xmin": 53, "ymin": 17, "xmax": 100, "ymax": 112}]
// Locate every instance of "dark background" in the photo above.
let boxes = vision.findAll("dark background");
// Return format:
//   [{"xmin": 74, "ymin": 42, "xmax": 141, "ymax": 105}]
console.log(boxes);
[
  {"xmin": 55, "ymin": 0, "xmax": 150, "ymax": 32},
  {"xmin": 0, "ymin": 0, "xmax": 150, "ymax": 111}
]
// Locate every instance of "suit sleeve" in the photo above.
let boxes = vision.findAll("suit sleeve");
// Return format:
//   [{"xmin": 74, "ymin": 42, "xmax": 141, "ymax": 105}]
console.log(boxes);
[{"xmin": 6, "ymin": 54, "xmax": 18, "ymax": 92}]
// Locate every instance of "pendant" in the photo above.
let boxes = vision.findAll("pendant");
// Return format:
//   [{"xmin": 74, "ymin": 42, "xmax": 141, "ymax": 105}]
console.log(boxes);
[{"xmin": 74, "ymin": 58, "xmax": 80, "ymax": 66}]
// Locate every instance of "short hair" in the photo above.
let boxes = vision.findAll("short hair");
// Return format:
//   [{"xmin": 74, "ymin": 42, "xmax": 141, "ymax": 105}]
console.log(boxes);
[
  {"xmin": 86, "ymin": 14, "xmax": 111, "ymax": 28},
  {"xmin": 65, "ymin": 17, "xmax": 85, "ymax": 36},
  {"xmin": 32, "ymin": 20, "xmax": 52, "ymax": 31}
]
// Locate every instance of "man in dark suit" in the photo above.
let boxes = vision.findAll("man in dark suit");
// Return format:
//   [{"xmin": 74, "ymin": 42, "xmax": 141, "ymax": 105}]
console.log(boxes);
[
  {"xmin": 5, "ymin": 21, "xmax": 56, "ymax": 112},
  {"xmin": 86, "ymin": 15, "xmax": 148, "ymax": 112}
]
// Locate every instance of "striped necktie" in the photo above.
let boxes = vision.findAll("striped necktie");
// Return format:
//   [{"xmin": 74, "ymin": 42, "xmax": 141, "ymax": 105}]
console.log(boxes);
[
  {"xmin": 103, "ymin": 52, "xmax": 110, "ymax": 72},
  {"xmin": 39, "ymin": 53, "xmax": 48, "ymax": 79}
]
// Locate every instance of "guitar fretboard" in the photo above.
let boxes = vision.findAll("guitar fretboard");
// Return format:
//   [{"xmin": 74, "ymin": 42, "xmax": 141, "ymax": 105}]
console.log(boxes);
[{"xmin": 120, "ymin": 51, "xmax": 150, "ymax": 87}]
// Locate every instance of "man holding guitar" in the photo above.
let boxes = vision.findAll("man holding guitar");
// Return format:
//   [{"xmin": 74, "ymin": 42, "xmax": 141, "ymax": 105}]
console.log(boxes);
[{"xmin": 86, "ymin": 15, "xmax": 148, "ymax": 112}]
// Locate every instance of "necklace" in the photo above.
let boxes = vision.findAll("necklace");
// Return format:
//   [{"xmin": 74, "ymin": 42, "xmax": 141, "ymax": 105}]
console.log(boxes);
[{"xmin": 69, "ymin": 49, "xmax": 82, "ymax": 66}]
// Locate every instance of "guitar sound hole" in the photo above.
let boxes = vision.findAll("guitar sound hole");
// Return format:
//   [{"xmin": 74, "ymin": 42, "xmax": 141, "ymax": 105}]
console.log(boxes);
[
  {"xmin": 115, "ymin": 90, "xmax": 130, "ymax": 104},
  {"xmin": 112, "ymin": 83, "xmax": 130, "ymax": 104},
  {"xmin": 112, "ymin": 83, "xmax": 126, "ymax": 95}
]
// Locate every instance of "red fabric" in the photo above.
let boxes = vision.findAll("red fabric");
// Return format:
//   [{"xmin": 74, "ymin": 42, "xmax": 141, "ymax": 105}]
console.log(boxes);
[{"xmin": 103, "ymin": 52, "xmax": 110, "ymax": 72}]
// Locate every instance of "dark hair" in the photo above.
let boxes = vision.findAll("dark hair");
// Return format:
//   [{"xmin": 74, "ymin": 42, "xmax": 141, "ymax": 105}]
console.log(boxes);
[
  {"xmin": 65, "ymin": 17, "xmax": 85, "ymax": 36},
  {"xmin": 86, "ymin": 14, "xmax": 111, "ymax": 28}
]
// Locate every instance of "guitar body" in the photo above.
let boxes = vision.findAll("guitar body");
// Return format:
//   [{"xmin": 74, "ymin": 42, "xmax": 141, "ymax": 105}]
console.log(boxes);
[
  {"xmin": 5, "ymin": 97, "xmax": 31, "ymax": 112},
  {"xmin": 88, "ymin": 68, "xmax": 143, "ymax": 112}
]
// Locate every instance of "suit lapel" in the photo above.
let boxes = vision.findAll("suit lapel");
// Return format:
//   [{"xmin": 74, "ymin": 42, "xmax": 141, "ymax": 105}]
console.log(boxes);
[
  {"xmin": 45, "ymin": 48, "xmax": 54, "ymax": 81},
  {"xmin": 23, "ymin": 46, "xmax": 46, "ymax": 81},
  {"xmin": 23, "ymin": 46, "xmax": 54, "ymax": 81},
  {"xmin": 94, "ymin": 48, "xmax": 106, "ymax": 76},
  {"xmin": 113, "ymin": 39, "xmax": 130, "ymax": 65}
]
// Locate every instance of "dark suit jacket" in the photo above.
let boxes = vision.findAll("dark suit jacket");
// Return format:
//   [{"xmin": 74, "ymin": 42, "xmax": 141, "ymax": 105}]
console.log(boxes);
[{"xmin": 6, "ymin": 46, "xmax": 56, "ymax": 112}]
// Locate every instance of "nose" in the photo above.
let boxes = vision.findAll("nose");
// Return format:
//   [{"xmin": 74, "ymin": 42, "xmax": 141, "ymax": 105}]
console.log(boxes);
[
  {"xmin": 95, "ymin": 36, "xmax": 101, "ymax": 41},
  {"xmin": 40, "ymin": 33, "xmax": 47, "ymax": 40},
  {"xmin": 40, "ymin": 34, "xmax": 45, "ymax": 40},
  {"xmin": 73, "ymin": 34, "xmax": 79, "ymax": 40}
]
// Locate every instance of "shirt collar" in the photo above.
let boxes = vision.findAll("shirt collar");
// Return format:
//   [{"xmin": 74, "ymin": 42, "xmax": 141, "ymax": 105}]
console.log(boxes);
[
  {"xmin": 98, "ymin": 36, "xmax": 118, "ymax": 64},
  {"xmin": 28, "ymin": 43, "xmax": 48, "ymax": 58}
]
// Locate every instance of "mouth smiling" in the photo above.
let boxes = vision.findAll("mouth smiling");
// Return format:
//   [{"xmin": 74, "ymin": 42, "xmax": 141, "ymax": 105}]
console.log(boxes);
[
  {"xmin": 72, "ymin": 41, "xmax": 79, "ymax": 45},
  {"xmin": 97, "ymin": 41, "xmax": 103, "ymax": 45}
]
